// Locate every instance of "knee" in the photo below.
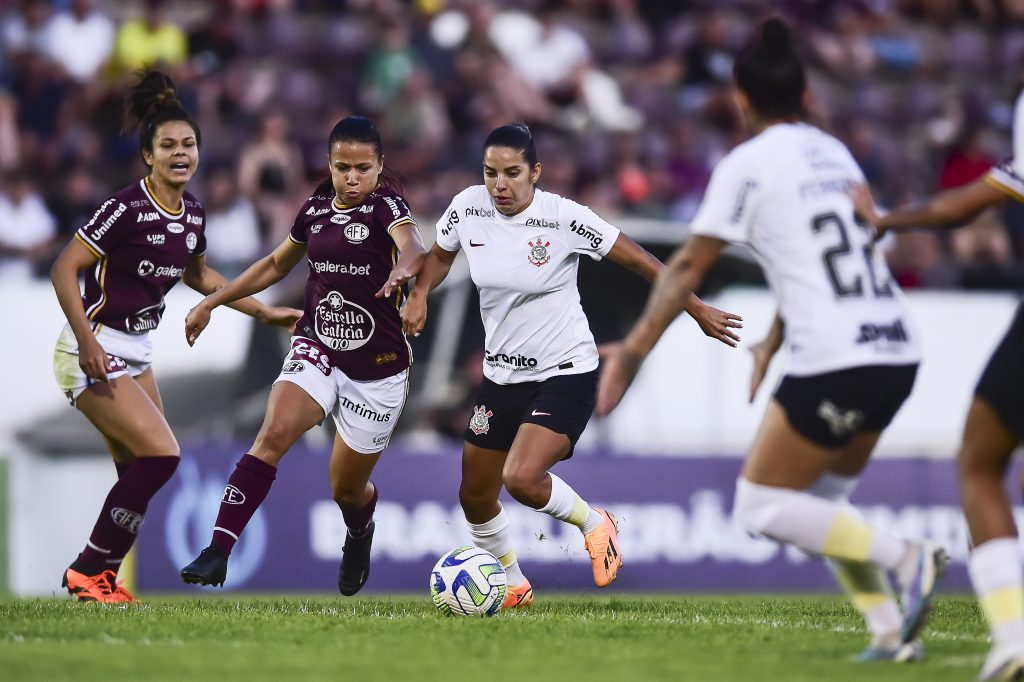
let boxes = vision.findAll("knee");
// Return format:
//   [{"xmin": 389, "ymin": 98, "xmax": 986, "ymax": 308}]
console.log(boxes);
[
  {"xmin": 332, "ymin": 485, "xmax": 363, "ymax": 510},
  {"xmin": 132, "ymin": 435, "xmax": 179, "ymax": 458},
  {"xmin": 501, "ymin": 464, "xmax": 546, "ymax": 507},
  {"xmin": 253, "ymin": 421, "xmax": 297, "ymax": 460},
  {"xmin": 732, "ymin": 478, "xmax": 788, "ymax": 536}
]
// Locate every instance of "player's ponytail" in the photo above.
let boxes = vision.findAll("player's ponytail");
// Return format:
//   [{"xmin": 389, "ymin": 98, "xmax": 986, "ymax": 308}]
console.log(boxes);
[
  {"xmin": 122, "ymin": 70, "xmax": 201, "ymax": 157},
  {"xmin": 733, "ymin": 17, "xmax": 806, "ymax": 120},
  {"xmin": 483, "ymin": 122, "xmax": 539, "ymax": 167},
  {"xmin": 327, "ymin": 116, "xmax": 404, "ymax": 195}
]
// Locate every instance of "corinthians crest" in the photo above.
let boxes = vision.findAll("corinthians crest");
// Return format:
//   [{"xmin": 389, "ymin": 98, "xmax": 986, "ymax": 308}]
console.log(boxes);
[
  {"xmin": 527, "ymin": 237, "xmax": 551, "ymax": 267},
  {"xmin": 469, "ymin": 405, "xmax": 493, "ymax": 435}
]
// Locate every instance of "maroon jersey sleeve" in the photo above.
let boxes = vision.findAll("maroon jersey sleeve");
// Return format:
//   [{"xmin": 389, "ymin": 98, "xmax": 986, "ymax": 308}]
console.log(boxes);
[
  {"xmin": 75, "ymin": 196, "xmax": 132, "ymax": 257},
  {"xmin": 289, "ymin": 201, "xmax": 313, "ymax": 245},
  {"xmin": 378, "ymin": 193, "xmax": 416, "ymax": 234}
]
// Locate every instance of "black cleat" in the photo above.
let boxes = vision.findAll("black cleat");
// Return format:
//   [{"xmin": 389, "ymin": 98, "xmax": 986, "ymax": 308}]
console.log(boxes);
[
  {"xmin": 338, "ymin": 520, "xmax": 374, "ymax": 596},
  {"xmin": 180, "ymin": 545, "xmax": 229, "ymax": 587}
]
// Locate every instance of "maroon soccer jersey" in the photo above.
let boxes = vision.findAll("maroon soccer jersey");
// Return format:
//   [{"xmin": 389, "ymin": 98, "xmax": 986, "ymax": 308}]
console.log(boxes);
[
  {"xmin": 75, "ymin": 178, "xmax": 207, "ymax": 333},
  {"xmin": 288, "ymin": 185, "xmax": 416, "ymax": 381}
]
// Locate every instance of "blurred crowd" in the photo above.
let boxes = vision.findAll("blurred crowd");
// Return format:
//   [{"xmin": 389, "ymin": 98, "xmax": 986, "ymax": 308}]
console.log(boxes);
[{"xmin": 2, "ymin": 0, "xmax": 1024, "ymax": 288}]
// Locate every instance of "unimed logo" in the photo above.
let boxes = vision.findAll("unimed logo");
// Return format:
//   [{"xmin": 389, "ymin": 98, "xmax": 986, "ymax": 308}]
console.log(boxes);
[{"xmin": 222, "ymin": 484, "xmax": 246, "ymax": 505}]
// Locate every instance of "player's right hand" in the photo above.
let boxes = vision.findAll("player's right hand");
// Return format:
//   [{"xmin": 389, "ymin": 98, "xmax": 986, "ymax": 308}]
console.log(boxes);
[
  {"xmin": 78, "ymin": 335, "xmax": 109, "ymax": 383},
  {"xmin": 185, "ymin": 301, "xmax": 212, "ymax": 346},
  {"xmin": 401, "ymin": 294, "xmax": 427, "ymax": 337}
]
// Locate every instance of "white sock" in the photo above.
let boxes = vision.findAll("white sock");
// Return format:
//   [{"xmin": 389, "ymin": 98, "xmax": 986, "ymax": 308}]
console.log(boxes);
[
  {"xmin": 539, "ymin": 473, "xmax": 604, "ymax": 534},
  {"xmin": 807, "ymin": 473, "xmax": 902, "ymax": 647},
  {"xmin": 467, "ymin": 506, "xmax": 526, "ymax": 586},
  {"xmin": 734, "ymin": 478, "xmax": 909, "ymax": 567},
  {"xmin": 969, "ymin": 537, "xmax": 1024, "ymax": 649}
]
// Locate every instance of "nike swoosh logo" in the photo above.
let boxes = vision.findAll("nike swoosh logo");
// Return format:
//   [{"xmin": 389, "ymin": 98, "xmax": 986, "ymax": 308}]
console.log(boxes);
[
  {"xmin": 531, "ymin": 410, "xmax": 550, "ymax": 416},
  {"xmin": 470, "ymin": 241, "xmax": 485, "ymax": 247}
]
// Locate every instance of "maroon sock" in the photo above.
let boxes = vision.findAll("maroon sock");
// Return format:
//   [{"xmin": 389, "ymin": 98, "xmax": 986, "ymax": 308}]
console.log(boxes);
[
  {"xmin": 74, "ymin": 456, "xmax": 179, "ymax": 575},
  {"xmin": 101, "ymin": 462, "xmax": 134, "ymax": 575},
  {"xmin": 211, "ymin": 454, "xmax": 277, "ymax": 554},
  {"xmin": 341, "ymin": 482, "xmax": 377, "ymax": 538}
]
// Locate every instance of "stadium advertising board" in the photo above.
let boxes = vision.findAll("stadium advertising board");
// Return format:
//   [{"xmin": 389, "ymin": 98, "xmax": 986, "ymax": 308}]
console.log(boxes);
[{"xmin": 137, "ymin": 441, "xmax": 1018, "ymax": 593}]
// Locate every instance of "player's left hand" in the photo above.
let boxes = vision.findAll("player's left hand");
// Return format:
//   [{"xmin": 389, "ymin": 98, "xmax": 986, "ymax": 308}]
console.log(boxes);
[
  {"xmin": 849, "ymin": 183, "xmax": 885, "ymax": 238},
  {"xmin": 595, "ymin": 344, "xmax": 643, "ymax": 417},
  {"xmin": 264, "ymin": 306, "xmax": 303, "ymax": 333},
  {"xmin": 376, "ymin": 265, "xmax": 415, "ymax": 299},
  {"xmin": 692, "ymin": 301, "xmax": 743, "ymax": 347}
]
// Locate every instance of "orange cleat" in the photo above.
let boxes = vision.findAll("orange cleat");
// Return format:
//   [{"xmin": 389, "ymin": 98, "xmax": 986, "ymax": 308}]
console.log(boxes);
[
  {"xmin": 502, "ymin": 579, "xmax": 534, "ymax": 609},
  {"xmin": 104, "ymin": 572, "xmax": 138, "ymax": 603},
  {"xmin": 62, "ymin": 567, "xmax": 116, "ymax": 603},
  {"xmin": 584, "ymin": 509, "xmax": 622, "ymax": 588}
]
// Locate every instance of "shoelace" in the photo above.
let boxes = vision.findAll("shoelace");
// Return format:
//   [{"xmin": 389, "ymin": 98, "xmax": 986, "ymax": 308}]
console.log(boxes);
[{"xmin": 100, "ymin": 570, "xmax": 134, "ymax": 601}]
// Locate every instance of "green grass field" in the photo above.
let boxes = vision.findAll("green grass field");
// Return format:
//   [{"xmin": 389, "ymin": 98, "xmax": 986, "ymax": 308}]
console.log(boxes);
[{"xmin": 0, "ymin": 595, "xmax": 990, "ymax": 681}]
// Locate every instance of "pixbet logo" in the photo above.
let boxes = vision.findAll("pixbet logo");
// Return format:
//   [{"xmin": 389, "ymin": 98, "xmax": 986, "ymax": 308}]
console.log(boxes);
[
  {"xmin": 525, "ymin": 217, "xmax": 559, "ymax": 228},
  {"xmin": 466, "ymin": 206, "xmax": 495, "ymax": 218}
]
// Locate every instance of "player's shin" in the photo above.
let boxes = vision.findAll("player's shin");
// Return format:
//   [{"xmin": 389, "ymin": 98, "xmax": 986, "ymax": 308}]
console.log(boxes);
[
  {"xmin": 969, "ymin": 537, "xmax": 1024, "ymax": 650},
  {"xmin": 467, "ymin": 504, "xmax": 526, "ymax": 585},
  {"xmin": 72, "ymin": 456, "xmax": 179, "ymax": 576},
  {"xmin": 210, "ymin": 454, "xmax": 277, "ymax": 553}
]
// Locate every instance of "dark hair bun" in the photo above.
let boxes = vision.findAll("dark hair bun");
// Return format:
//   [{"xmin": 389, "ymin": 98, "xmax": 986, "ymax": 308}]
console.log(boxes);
[
  {"xmin": 757, "ymin": 17, "xmax": 794, "ymax": 60},
  {"xmin": 122, "ymin": 70, "xmax": 180, "ymax": 135},
  {"xmin": 512, "ymin": 121, "xmax": 533, "ymax": 138}
]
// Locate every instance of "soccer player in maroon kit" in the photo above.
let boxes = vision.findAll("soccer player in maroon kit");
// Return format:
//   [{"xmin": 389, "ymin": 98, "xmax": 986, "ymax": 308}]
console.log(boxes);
[
  {"xmin": 179, "ymin": 117, "xmax": 427, "ymax": 594},
  {"xmin": 50, "ymin": 71, "xmax": 301, "ymax": 603}
]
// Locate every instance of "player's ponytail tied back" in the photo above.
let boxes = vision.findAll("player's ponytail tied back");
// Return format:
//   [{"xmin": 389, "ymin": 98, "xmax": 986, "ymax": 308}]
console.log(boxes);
[
  {"xmin": 733, "ymin": 16, "xmax": 806, "ymax": 120},
  {"xmin": 122, "ymin": 69, "xmax": 201, "ymax": 154},
  {"xmin": 484, "ymin": 122, "xmax": 539, "ymax": 167}
]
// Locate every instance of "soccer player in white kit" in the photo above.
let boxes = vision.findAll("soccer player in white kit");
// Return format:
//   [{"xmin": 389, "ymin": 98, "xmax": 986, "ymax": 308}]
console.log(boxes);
[
  {"xmin": 853, "ymin": 91, "xmax": 1024, "ymax": 681},
  {"xmin": 598, "ymin": 18, "xmax": 947, "ymax": 661},
  {"xmin": 403, "ymin": 123, "xmax": 742, "ymax": 606}
]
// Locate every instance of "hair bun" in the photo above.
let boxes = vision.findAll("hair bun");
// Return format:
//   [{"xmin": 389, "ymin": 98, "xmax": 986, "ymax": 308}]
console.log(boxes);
[
  {"xmin": 512, "ymin": 121, "xmax": 533, "ymax": 138},
  {"xmin": 758, "ymin": 17, "xmax": 793, "ymax": 59}
]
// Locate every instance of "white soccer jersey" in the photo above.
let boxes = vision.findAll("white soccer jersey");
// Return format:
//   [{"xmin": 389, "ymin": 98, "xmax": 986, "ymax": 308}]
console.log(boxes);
[
  {"xmin": 690, "ymin": 123, "xmax": 921, "ymax": 376},
  {"xmin": 986, "ymin": 90, "xmax": 1024, "ymax": 201},
  {"xmin": 435, "ymin": 186, "xmax": 620, "ymax": 384}
]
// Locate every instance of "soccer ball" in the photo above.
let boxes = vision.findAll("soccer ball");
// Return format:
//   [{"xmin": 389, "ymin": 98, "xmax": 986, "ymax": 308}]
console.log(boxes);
[{"xmin": 429, "ymin": 546, "xmax": 508, "ymax": 617}]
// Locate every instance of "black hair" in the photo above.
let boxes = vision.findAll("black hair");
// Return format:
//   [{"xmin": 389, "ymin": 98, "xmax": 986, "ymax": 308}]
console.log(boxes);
[
  {"xmin": 322, "ymin": 115, "xmax": 403, "ymax": 195},
  {"xmin": 483, "ymin": 123, "xmax": 539, "ymax": 167},
  {"xmin": 122, "ymin": 70, "xmax": 201, "ymax": 161},
  {"xmin": 733, "ymin": 17, "xmax": 806, "ymax": 120}
]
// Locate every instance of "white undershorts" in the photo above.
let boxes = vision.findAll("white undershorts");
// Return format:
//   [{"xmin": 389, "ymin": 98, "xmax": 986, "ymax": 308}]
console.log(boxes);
[
  {"xmin": 273, "ymin": 336, "xmax": 409, "ymax": 454},
  {"xmin": 53, "ymin": 323, "xmax": 153, "ymax": 404}
]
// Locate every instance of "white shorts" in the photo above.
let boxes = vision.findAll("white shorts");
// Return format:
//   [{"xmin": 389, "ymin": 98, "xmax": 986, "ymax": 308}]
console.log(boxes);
[
  {"xmin": 273, "ymin": 337, "xmax": 409, "ymax": 454},
  {"xmin": 53, "ymin": 323, "xmax": 153, "ymax": 404}
]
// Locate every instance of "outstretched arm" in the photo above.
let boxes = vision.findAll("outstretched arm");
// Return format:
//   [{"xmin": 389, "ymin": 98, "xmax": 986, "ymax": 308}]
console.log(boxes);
[
  {"xmin": 184, "ymin": 238, "xmax": 306, "ymax": 345},
  {"xmin": 401, "ymin": 243, "xmax": 459, "ymax": 336},
  {"xmin": 596, "ymin": 235, "xmax": 727, "ymax": 415},
  {"xmin": 853, "ymin": 178, "xmax": 1010, "ymax": 234},
  {"xmin": 376, "ymin": 223, "xmax": 428, "ymax": 299},
  {"xmin": 605, "ymin": 233, "xmax": 743, "ymax": 347}
]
